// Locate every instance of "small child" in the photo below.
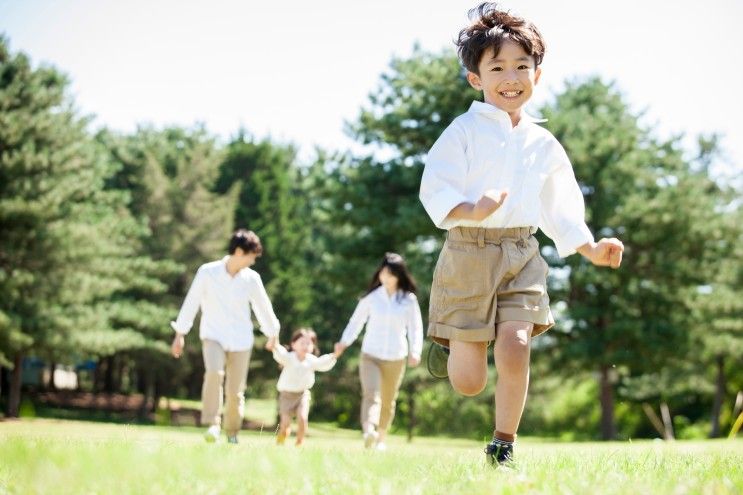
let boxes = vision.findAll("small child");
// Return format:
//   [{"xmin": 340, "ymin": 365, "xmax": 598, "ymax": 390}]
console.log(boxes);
[{"xmin": 272, "ymin": 328, "xmax": 339, "ymax": 446}]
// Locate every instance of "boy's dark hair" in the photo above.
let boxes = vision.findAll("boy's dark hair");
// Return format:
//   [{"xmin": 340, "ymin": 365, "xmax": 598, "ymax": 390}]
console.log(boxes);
[
  {"xmin": 288, "ymin": 327, "xmax": 320, "ymax": 356},
  {"xmin": 228, "ymin": 229, "xmax": 263, "ymax": 255},
  {"xmin": 456, "ymin": 2, "xmax": 545, "ymax": 74}
]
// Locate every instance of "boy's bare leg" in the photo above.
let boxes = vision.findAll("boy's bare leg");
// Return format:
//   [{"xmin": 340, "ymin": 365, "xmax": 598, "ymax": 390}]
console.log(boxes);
[
  {"xmin": 277, "ymin": 413, "xmax": 292, "ymax": 445},
  {"xmin": 295, "ymin": 415, "xmax": 308, "ymax": 446},
  {"xmin": 449, "ymin": 340, "xmax": 489, "ymax": 396},
  {"xmin": 493, "ymin": 321, "xmax": 533, "ymax": 437}
]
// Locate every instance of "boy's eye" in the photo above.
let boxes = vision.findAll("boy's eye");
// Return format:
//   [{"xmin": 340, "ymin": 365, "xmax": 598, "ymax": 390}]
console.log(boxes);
[
  {"xmin": 518, "ymin": 65, "xmax": 529, "ymax": 70},
  {"xmin": 491, "ymin": 67, "xmax": 503, "ymax": 72}
]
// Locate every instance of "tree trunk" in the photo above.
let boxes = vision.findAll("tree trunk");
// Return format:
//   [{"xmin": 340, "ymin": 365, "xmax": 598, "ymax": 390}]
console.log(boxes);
[
  {"xmin": 48, "ymin": 361, "xmax": 57, "ymax": 391},
  {"xmin": 599, "ymin": 364, "xmax": 616, "ymax": 440},
  {"xmin": 104, "ymin": 356, "xmax": 115, "ymax": 393},
  {"xmin": 709, "ymin": 355, "xmax": 726, "ymax": 438},
  {"xmin": 7, "ymin": 353, "xmax": 23, "ymax": 418}
]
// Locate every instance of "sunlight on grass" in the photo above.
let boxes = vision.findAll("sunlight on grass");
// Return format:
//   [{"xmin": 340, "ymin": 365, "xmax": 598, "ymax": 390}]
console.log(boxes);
[{"xmin": 1, "ymin": 419, "xmax": 741, "ymax": 495}]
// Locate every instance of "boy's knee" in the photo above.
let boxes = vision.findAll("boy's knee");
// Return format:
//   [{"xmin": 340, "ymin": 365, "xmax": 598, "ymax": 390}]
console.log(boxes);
[
  {"xmin": 496, "ymin": 337, "xmax": 530, "ymax": 374},
  {"xmin": 450, "ymin": 372, "xmax": 487, "ymax": 396}
]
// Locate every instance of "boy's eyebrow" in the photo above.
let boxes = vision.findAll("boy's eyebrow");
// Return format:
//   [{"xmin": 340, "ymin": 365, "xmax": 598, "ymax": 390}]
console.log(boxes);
[{"xmin": 488, "ymin": 56, "xmax": 532, "ymax": 64}]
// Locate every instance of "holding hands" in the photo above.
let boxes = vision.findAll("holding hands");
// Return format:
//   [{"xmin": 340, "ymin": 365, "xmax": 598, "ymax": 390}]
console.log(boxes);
[
  {"xmin": 578, "ymin": 238, "xmax": 624, "ymax": 269},
  {"xmin": 334, "ymin": 342, "xmax": 347, "ymax": 358}
]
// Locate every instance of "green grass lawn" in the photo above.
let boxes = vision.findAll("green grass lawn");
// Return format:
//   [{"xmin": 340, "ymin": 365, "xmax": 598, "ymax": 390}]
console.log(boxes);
[{"xmin": 1, "ymin": 419, "xmax": 741, "ymax": 495}]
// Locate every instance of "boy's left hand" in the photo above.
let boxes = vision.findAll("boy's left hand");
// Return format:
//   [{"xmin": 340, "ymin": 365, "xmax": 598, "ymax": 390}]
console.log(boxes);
[
  {"xmin": 408, "ymin": 355, "xmax": 420, "ymax": 367},
  {"xmin": 579, "ymin": 238, "xmax": 624, "ymax": 269}
]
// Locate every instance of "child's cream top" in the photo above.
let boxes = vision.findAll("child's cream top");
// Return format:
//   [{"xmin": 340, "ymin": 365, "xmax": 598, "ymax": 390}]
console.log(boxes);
[
  {"xmin": 272, "ymin": 346, "xmax": 336, "ymax": 393},
  {"xmin": 420, "ymin": 100, "xmax": 594, "ymax": 257}
]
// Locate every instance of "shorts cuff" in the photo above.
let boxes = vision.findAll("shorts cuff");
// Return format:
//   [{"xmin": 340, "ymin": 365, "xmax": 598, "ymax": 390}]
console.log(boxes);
[
  {"xmin": 428, "ymin": 322, "xmax": 496, "ymax": 343},
  {"xmin": 495, "ymin": 307, "xmax": 555, "ymax": 337}
]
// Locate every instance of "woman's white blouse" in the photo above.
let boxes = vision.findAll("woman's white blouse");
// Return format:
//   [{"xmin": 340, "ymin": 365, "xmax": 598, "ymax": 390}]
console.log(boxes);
[{"xmin": 340, "ymin": 286, "xmax": 424, "ymax": 361}]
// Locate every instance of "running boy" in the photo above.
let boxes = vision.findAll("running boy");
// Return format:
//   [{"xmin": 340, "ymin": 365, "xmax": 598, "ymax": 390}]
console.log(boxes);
[
  {"xmin": 272, "ymin": 328, "xmax": 339, "ymax": 446},
  {"xmin": 420, "ymin": 3, "xmax": 624, "ymax": 465}
]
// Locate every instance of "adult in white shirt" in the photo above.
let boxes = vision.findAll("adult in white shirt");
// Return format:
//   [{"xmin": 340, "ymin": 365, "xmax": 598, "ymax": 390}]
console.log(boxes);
[
  {"xmin": 335, "ymin": 253, "xmax": 424, "ymax": 450},
  {"xmin": 170, "ymin": 229, "xmax": 280, "ymax": 444}
]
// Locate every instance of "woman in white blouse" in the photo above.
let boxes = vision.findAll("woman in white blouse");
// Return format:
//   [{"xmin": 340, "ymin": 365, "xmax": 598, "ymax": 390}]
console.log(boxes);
[{"xmin": 334, "ymin": 253, "xmax": 424, "ymax": 450}]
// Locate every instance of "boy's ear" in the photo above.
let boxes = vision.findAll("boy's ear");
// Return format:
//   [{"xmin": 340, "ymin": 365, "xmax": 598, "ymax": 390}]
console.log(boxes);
[
  {"xmin": 534, "ymin": 66, "xmax": 542, "ymax": 85},
  {"xmin": 466, "ymin": 71, "xmax": 482, "ymax": 91}
]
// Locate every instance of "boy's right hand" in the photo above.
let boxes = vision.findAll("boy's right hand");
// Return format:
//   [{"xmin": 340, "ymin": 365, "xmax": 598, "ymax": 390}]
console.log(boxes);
[{"xmin": 472, "ymin": 190, "xmax": 508, "ymax": 221}]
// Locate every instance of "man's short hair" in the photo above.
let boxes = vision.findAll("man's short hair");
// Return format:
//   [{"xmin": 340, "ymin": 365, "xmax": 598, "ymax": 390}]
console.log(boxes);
[
  {"xmin": 456, "ymin": 2, "xmax": 545, "ymax": 74},
  {"xmin": 228, "ymin": 229, "xmax": 263, "ymax": 255}
]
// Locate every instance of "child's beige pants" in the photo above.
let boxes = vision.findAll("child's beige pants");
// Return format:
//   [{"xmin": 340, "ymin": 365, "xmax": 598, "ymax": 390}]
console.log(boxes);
[
  {"xmin": 359, "ymin": 353, "xmax": 406, "ymax": 433},
  {"xmin": 201, "ymin": 339, "xmax": 251, "ymax": 436}
]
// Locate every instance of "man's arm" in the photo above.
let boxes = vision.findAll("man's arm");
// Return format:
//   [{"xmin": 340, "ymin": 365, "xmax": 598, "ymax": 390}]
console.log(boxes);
[{"xmin": 170, "ymin": 269, "xmax": 206, "ymax": 358}]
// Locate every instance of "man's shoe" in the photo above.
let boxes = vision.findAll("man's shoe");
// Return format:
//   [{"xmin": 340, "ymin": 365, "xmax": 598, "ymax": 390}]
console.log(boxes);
[
  {"xmin": 484, "ymin": 439, "xmax": 514, "ymax": 466},
  {"xmin": 426, "ymin": 342, "xmax": 450, "ymax": 379},
  {"xmin": 204, "ymin": 425, "xmax": 221, "ymax": 443},
  {"xmin": 227, "ymin": 435, "xmax": 238, "ymax": 444}
]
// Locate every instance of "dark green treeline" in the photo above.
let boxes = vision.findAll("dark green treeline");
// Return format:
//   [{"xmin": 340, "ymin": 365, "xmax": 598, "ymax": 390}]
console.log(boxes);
[{"xmin": 1, "ymin": 38, "xmax": 741, "ymax": 440}]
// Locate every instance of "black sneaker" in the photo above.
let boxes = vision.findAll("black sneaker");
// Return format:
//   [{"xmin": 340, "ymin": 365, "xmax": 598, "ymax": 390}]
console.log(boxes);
[
  {"xmin": 484, "ymin": 439, "xmax": 513, "ymax": 466},
  {"xmin": 426, "ymin": 342, "xmax": 450, "ymax": 379}
]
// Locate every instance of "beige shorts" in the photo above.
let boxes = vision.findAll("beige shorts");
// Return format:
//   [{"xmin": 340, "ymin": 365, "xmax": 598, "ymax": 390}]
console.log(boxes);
[
  {"xmin": 278, "ymin": 390, "xmax": 311, "ymax": 418},
  {"xmin": 428, "ymin": 226, "xmax": 554, "ymax": 345}
]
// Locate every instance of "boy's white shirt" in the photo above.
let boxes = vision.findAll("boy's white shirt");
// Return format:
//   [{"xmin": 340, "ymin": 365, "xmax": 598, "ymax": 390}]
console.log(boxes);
[
  {"xmin": 272, "ymin": 345, "xmax": 336, "ymax": 393},
  {"xmin": 419, "ymin": 100, "xmax": 594, "ymax": 257},
  {"xmin": 170, "ymin": 256, "xmax": 280, "ymax": 351},
  {"xmin": 340, "ymin": 286, "xmax": 424, "ymax": 361}
]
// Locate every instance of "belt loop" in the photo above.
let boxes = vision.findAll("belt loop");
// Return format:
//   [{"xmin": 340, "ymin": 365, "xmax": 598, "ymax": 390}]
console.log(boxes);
[{"xmin": 477, "ymin": 228, "xmax": 485, "ymax": 248}]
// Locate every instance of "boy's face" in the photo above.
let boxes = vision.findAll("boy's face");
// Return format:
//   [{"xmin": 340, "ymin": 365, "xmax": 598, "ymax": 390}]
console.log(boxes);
[{"xmin": 466, "ymin": 40, "xmax": 542, "ymax": 123}]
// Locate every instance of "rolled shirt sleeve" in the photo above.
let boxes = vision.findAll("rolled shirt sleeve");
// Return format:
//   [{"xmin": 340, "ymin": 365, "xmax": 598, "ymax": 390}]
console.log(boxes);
[
  {"xmin": 539, "ymin": 144, "xmax": 594, "ymax": 258},
  {"xmin": 248, "ymin": 272, "xmax": 280, "ymax": 338},
  {"xmin": 170, "ymin": 267, "xmax": 206, "ymax": 335},
  {"xmin": 420, "ymin": 122, "xmax": 470, "ymax": 229}
]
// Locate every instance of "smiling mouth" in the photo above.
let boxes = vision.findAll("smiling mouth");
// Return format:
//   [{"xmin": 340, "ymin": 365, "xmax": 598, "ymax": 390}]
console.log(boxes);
[{"xmin": 499, "ymin": 90, "xmax": 523, "ymax": 98}]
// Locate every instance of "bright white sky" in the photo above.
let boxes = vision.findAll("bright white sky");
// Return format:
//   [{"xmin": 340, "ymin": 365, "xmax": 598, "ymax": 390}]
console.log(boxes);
[{"xmin": 1, "ymin": 0, "xmax": 742, "ymax": 175}]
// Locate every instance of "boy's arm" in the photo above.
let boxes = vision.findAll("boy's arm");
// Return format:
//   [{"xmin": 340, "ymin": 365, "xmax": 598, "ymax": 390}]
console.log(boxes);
[
  {"xmin": 170, "ymin": 268, "xmax": 206, "ymax": 358},
  {"xmin": 247, "ymin": 272, "xmax": 280, "ymax": 349},
  {"xmin": 540, "ymin": 145, "xmax": 623, "ymax": 267},
  {"xmin": 444, "ymin": 190, "xmax": 508, "ymax": 222},
  {"xmin": 420, "ymin": 123, "xmax": 473, "ymax": 227}
]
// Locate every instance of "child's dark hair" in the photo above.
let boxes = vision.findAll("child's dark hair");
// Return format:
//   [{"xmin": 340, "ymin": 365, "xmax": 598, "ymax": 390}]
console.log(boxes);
[
  {"xmin": 228, "ymin": 229, "xmax": 263, "ymax": 255},
  {"xmin": 456, "ymin": 2, "xmax": 545, "ymax": 74},
  {"xmin": 366, "ymin": 252, "xmax": 417, "ymax": 299},
  {"xmin": 289, "ymin": 327, "xmax": 320, "ymax": 356}
]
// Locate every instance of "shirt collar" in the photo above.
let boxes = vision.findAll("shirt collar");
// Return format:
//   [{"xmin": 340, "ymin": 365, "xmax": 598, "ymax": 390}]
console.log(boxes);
[{"xmin": 467, "ymin": 100, "xmax": 547, "ymax": 126}]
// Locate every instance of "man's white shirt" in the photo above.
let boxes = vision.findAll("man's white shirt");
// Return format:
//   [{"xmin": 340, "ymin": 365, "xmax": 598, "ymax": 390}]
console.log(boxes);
[
  {"xmin": 340, "ymin": 286, "xmax": 424, "ymax": 361},
  {"xmin": 420, "ymin": 100, "xmax": 594, "ymax": 257},
  {"xmin": 171, "ymin": 257, "xmax": 280, "ymax": 351}
]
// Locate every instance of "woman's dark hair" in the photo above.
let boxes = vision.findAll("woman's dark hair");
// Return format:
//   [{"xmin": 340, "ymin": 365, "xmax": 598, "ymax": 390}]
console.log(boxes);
[
  {"xmin": 456, "ymin": 2, "xmax": 545, "ymax": 74},
  {"xmin": 228, "ymin": 229, "xmax": 263, "ymax": 255},
  {"xmin": 288, "ymin": 327, "xmax": 320, "ymax": 356},
  {"xmin": 366, "ymin": 252, "xmax": 417, "ymax": 299}
]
